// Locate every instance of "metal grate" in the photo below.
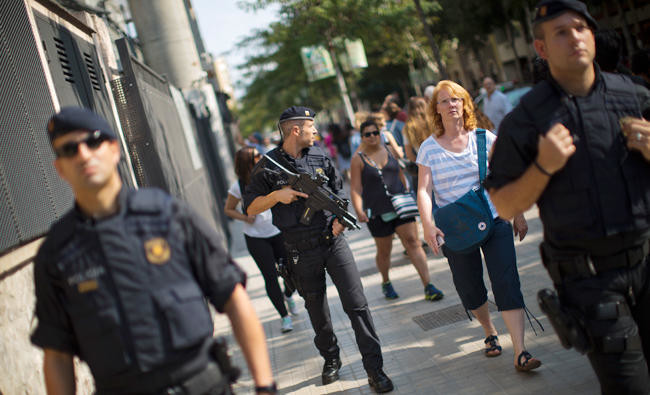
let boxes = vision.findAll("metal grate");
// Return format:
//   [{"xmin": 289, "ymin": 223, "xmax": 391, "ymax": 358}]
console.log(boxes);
[
  {"xmin": 412, "ymin": 302, "xmax": 498, "ymax": 331},
  {"xmin": 111, "ymin": 38, "xmax": 225, "ymax": 237},
  {"xmin": 0, "ymin": 0, "xmax": 73, "ymax": 253}
]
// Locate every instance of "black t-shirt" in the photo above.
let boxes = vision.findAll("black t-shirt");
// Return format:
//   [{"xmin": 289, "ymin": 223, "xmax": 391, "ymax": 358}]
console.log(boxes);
[{"xmin": 485, "ymin": 69, "xmax": 650, "ymax": 253}]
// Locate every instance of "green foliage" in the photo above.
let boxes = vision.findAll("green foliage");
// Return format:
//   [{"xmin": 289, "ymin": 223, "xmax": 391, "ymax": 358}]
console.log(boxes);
[
  {"xmin": 234, "ymin": 0, "xmax": 542, "ymax": 135},
  {"xmin": 235, "ymin": 0, "xmax": 424, "ymax": 135}
]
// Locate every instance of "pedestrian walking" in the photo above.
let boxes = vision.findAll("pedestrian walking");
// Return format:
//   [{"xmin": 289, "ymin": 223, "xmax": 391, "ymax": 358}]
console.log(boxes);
[
  {"xmin": 417, "ymin": 81, "xmax": 541, "ymax": 372},
  {"xmin": 31, "ymin": 107, "xmax": 276, "ymax": 395},
  {"xmin": 243, "ymin": 106, "xmax": 394, "ymax": 393},
  {"xmin": 350, "ymin": 119, "xmax": 444, "ymax": 301},
  {"xmin": 224, "ymin": 146, "xmax": 299, "ymax": 334},
  {"xmin": 487, "ymin": 1, "xmax": 650, "ymax": 392}
]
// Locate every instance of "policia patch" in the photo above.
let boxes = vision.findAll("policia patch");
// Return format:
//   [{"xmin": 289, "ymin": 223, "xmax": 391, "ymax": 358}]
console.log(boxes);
[{"xmin": 145, "ymin": 237, "xmax": 171, "ymax": 264}]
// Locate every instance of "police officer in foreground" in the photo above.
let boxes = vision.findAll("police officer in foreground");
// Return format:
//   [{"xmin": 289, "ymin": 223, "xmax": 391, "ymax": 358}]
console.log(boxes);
[
  {"xmin": 486, "ymin": 1, "xmax": 650, "ymax": 393},
  {"xmin": 31, "ymin": 107, "xmax": 277, "ymax": 395},
  {"xmin": 243, "ymin": 107, "xmax": 394, "ymax": 393}
]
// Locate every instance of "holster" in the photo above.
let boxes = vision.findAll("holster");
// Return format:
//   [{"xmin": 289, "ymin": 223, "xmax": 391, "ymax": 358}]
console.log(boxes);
[
  {"xmin": 276, "ymin": 257, "xmax": 296, "ymax": 295},
  {"xmin": 211, "ymin": 337, "xmax": 241, "ymax": 384},
  {"xmin": 537, "ymin": 288, "xmax": 592, "ymax": 354}
]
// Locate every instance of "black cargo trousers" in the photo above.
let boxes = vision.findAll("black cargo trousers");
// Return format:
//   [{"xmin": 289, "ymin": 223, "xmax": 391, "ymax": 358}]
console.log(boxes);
[
  {"xmin": 285, "ymin": 233, "xmax": 383, "ymax": 373},
  {"xmin": 556, "ymin": 255, "xmax": 650, "ymax": 394}
]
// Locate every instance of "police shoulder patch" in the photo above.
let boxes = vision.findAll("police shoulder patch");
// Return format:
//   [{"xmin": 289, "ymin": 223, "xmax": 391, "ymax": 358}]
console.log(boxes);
[{"xmin": 145, "ymin": 237, "xmax": 171, "ymax": 264}]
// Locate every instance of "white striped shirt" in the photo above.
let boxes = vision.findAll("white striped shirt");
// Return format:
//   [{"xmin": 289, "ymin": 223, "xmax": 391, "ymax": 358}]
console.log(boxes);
[{"xmin": 416, "ymin": 129, "xmax": 498, "ymax": 218}]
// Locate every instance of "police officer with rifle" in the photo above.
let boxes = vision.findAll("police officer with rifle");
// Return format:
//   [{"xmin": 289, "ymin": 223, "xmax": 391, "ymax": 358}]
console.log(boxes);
[
  {"xmin": 31, "ymin": 107, "xmax": 276, "ymax": 395},
  {"xmin": 486, "ymin": 1, "xmax": 650, "ymax": 393},
  {"xmin": 244, "ymin": 106, "xmax": 394, "ymax": 393}
]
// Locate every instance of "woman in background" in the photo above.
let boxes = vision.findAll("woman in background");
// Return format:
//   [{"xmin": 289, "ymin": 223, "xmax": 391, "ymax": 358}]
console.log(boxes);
[
  {"xmin": 224, "ymin": 146, "xmax": 298, "ymax": 333},
  {"xmin": 350, "ymin": 120, "xmax": 444, "ymax": 301}
]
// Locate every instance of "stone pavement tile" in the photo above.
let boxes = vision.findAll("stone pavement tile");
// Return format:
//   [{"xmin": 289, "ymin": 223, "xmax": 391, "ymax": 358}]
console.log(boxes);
[{"xmin": 217, "ymin": 208, "xmax": 600, "ymax": 394}]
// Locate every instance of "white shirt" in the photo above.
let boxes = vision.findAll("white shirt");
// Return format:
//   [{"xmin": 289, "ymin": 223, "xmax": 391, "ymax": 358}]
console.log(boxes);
[
  {"xmin": 416, "ymin": 129, "xmax": 498, "ymax": 218},
  {"xmin": 483, "ymin": 90, "xmax": 512, "ymax": 132},
  {"xmin": 228, "ymin": 181, "xmax": 281, "ymax": 238}
]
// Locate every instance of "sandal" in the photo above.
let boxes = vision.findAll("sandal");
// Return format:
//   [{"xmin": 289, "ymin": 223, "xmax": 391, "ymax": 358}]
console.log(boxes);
[
  {"xmin": 515, "ymin": 351, "xmax": 541, "ymax": 372},
  {"xmin": 484, "ymin": 335, "xmax": 502, "ymax": 357}
]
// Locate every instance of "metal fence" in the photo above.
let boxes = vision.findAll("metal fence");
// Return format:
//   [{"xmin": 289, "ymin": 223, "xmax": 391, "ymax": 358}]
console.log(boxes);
[
  {"xmin": 0, "ymin": 1, "xmax": 230, "ymax": 254},
  {"xmin": 111, "ymin": 38, "xmax": 224, "ymax": 234}
]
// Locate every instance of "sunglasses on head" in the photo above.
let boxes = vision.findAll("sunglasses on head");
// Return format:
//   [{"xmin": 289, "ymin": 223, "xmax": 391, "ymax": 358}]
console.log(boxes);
[
  {"xmin": 362, "ymin": 130, "xmax": 380, "ymax": 138},
  {"xmin": 54, "ymin": 130, "xmax": 112, "ymax": 158}
]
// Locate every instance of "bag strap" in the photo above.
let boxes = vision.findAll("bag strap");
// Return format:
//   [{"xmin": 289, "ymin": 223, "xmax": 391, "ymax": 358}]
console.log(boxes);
[
  {"xmin": 432, "ymin": 129, "xmax": 487, "ymax": 210},
  {"xmin": 476, "ymin": 128, "xmax": 487, "ymax": 187},
  {"xmin": 359, "ymin": 150, "xmax": 393, "ymax": 197}
]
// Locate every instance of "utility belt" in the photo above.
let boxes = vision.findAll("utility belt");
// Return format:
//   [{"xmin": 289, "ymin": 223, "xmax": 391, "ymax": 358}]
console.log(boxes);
[
  {"xmin": 283, "ymin": 228, "xmax": 334, "ymax": 252},
  {"xmin": 160, "ymin": 338, "xmax": 240, "ymax": 395},
  {"xmin": 540, "ymin": 239, "xmax": 649, "ymax": 285},
  {"xmin": 538, "ymin": 289, "xmax": 642, "ymax": 354},
  {"xmin": 161, "ymin": 362, "xmax": 224, "ymax": 395}
]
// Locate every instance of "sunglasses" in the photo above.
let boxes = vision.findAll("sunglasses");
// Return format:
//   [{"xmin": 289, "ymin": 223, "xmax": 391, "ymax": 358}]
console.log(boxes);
[
  {"xmin": 54, "ymin": 130, "xmax": 112, "ymax": 158},
  {"xmin": 362, "ymin": 131, "xmax": 380, "ymax": 138}
]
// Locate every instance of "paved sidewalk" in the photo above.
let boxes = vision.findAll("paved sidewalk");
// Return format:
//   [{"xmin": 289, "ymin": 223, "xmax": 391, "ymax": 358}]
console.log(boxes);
[{"xmin": 214, "ymin": 208, "xmax": 599, "ymax": 394}]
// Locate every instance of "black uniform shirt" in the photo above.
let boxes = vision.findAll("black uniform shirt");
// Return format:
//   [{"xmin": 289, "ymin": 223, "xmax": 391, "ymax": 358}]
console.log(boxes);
[
  {"xmin": 31, "ymin": 187, "xmax": 245, "ymax": 391},
  {"xmin": 243, "ymin": 146, "xmax": 344, "ymax": 234},
  {"xmin": 485, "ymin": 68, "xmax": 650, "ymax": 254}
]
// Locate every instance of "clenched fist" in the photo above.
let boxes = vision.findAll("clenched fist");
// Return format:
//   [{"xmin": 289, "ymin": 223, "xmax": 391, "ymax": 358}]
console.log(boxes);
[{"xmin": 536, "ymin": 123, "xmax": 577, "ymax": 175}]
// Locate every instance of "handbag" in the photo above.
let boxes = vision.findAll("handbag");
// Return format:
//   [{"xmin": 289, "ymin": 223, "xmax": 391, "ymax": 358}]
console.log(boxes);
[
  {"xmin": 390, "ymin": 193, "xmax": 419, "ymax": 219},
  {"xmin": 433, "ymin": 129, "xmax": 494, "ymax": 253},
  {"xmin": 360, "ymin": 150, "xmax": 418, "ymax": 220}
]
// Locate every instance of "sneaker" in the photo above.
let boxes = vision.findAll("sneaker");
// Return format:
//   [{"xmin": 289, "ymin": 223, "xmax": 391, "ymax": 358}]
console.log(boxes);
[
  {"xmin": 424, "ymin": 283, "xmax": 444, "ymax": 301},
  {"xmin": 381, "ymin": 281, "xmax": 399, "ymax": 299},
  {"xmin": 281, "ymin": 316, "xmax": 293, "ymax": 333},
  {"xmin": 285, "ymin": 295, "xmax": 298, "ymax": 316}
]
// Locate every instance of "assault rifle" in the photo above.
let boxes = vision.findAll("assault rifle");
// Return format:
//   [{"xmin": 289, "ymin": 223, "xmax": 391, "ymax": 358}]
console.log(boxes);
[{"xmin": 263, "ymin": 155, "xmax": 360, "ymax": 231}]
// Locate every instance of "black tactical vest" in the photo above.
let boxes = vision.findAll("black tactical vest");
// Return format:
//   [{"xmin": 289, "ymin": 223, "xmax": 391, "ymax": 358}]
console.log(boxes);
[
  {"xmin": 43, "ymin": 188, "xmax": 213, "ymax": 390},
  {"xmin": 519, "ymin": 72, "xmax": 650, "ymax": 246}
]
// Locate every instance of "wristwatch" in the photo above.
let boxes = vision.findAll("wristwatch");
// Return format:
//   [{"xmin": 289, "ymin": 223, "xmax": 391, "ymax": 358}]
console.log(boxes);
[{"xmin": 255, "ymin": 381, "xmax": 278, "ymax": 394}]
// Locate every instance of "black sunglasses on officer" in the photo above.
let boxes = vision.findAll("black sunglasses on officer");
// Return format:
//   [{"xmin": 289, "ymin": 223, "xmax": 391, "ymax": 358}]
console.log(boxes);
[{"xmin": 53, "ymin": 130, "xmax": 113, "ymax": 158}]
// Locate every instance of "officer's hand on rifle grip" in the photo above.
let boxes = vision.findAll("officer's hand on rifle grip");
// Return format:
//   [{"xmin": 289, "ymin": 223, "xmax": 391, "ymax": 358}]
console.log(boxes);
[
  {"xmin": 537, "ymin": 123, "xmax": 576, "ymax": 175},
  {"xmin": 331, "ymin": 219, "xmax": 345, "ymax": 236},
  {"xmin": 274, "ymin": 186, "xmax": 308, "ymax": 204}
]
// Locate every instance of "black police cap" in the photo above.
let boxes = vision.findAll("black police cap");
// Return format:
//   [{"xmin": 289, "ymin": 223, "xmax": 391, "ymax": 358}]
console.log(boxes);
[
  {"xmin": 47, "ymin": 107, "xmax": 117, "ymax": 142},
  {"xmin": 533, "ymin": 0, "xmax": 598, "ymax": 29},
  {"xmin": 279, "ymin": 106, "xmax": 316, "ymax": 123}
]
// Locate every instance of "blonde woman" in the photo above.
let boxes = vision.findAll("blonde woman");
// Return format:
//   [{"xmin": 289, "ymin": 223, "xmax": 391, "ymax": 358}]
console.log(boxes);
[{"xmin": 416, "ymin": 80, "xmax": 540, "ymax": 372}]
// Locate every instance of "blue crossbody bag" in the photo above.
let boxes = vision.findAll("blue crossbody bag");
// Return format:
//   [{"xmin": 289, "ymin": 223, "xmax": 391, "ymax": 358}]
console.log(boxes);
[{"xmin": 433, "ymin": 129, "xmax": 494, "ymax": 253}]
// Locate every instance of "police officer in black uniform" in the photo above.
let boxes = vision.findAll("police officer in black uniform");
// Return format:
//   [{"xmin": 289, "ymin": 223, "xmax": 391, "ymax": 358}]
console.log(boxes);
[
  {"xmin": 31, "ymin": 107, "xmax": 277, "ymax": 395},
  {"xmin": 243, "ymin": 106, "xmax": 393, "ymax": 393},
  {"xmin": 486, "ymin": 1, "xmax": 650, "ymax": 393}
]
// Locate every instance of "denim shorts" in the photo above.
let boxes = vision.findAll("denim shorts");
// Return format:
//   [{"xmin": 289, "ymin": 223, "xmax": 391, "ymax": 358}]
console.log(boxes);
[
  {"xmin": 367, "ymin": 215, "xmax": 416, "ymax": 238},
  {"xmin": 441, "ymin": 218, "xmax": 525, "ymax": 311}
]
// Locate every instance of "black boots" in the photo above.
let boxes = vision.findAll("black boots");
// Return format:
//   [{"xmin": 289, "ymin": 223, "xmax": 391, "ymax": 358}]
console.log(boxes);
[
  {"xmin": 368, "ymin": 369, "xmax": 394, "ymax": 393},
  {"xmin": 321, "ymin": 357, "xmax": 342, "ymax": 385},
  {"xmin": 322, "ymin": 358, "xmax": 393, "ymax": 393}
]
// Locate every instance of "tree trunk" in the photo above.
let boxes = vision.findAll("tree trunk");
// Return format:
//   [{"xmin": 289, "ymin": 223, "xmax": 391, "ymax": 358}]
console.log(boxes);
[
  {"xmin": 472, "ymin": 46, "xmax": 488, "ymax": 78},
  {"xmin": 413, "ymin": 0, "xmax": 448, "ymax": 79},
  {"xmin": 521, "ymin": 6, "xmax": 535, "ymax": 76},
  {"xmin": 505, "ymin": 22, "xmax": 524, "ymax": 83},
  {"xmin": 406, "ymin": 31, "xmax": 439, "ymax": 77}
]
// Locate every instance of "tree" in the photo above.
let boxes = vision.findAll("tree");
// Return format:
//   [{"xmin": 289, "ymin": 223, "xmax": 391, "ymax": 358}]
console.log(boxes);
[{"xmin": 235, "ymin": 0, "xmax": 435, "ymax": 135}]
